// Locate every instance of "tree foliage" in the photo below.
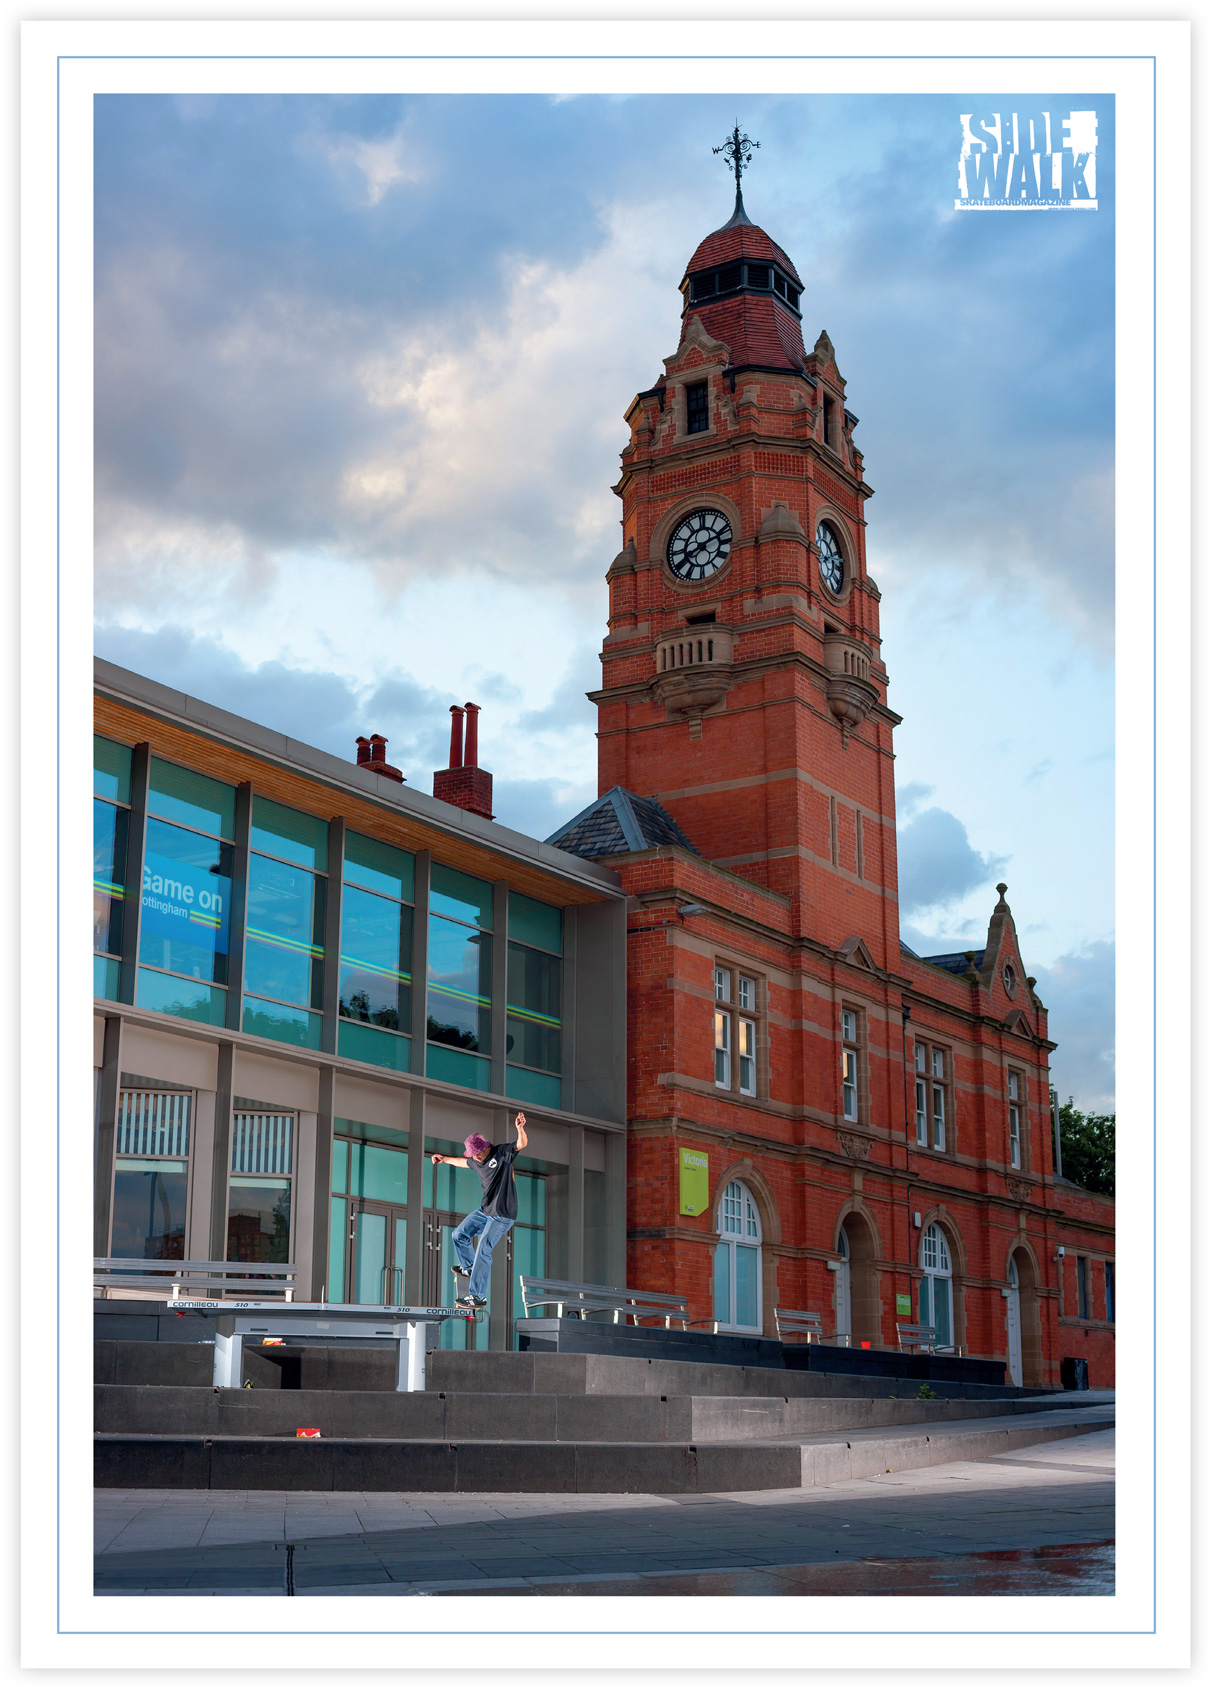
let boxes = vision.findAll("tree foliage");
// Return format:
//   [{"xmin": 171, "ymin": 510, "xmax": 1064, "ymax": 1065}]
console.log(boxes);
[{"xmin": 1057, "ymin": 1098, "xmax": 1115, "ymax": 1196}]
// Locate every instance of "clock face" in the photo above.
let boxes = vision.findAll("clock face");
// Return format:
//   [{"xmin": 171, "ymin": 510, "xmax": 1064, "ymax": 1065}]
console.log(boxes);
[
  {"xmin": 816, "ymin": 521, "xmax": 845, "ymax": 594},
  {"xmin": 666, "ymin": 508, "xmax": 733, "ymax": 581}
]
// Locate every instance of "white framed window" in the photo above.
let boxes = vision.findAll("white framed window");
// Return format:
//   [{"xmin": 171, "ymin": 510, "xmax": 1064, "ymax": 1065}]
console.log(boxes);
[
  {"xmin": 714, "ymin": 964, "xmax": 764, "ymax": 1099},
  {"xmin": 110, "ymin": 1088, "xmax": 194, "ymax": 1260},
  {"xmin": 713, "ymin": 1179, "xmax": 763, "ymax": 1332},
  {"xmin": 918, "ymin": 1221, "xmax": 955, "ymax": 1350},
  {"xmin": 714, "ymin": 1010, "xmax": 731, "ymax": 1088},
  {"xmin": 738, "ymin": 1018, "xmax": 756, "ymax": 1096},
  {"xmin": 1008, "ymin": 1070, "xmax": 1023, "ymax": 1168},
  {"xmin": 911, "ymin": 1038, "xmax": 952, "ymax": 1154},
  {"xmin": 841, "ymin": 1007, "xmax": 861, "ymax": 1122}
]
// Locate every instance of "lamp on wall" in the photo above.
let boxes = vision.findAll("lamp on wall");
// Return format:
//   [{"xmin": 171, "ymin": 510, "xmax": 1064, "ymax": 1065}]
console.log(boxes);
[{"xmin": 679, "ymin": 903, "xmax": 709, "ymax": 917}]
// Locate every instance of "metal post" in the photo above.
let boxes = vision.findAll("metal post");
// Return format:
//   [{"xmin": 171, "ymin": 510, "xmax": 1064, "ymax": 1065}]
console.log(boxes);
[
  {"xmin": 401, "ymin": 1322, "xmax": 427, "ymax": 1391},
  {"xmin": 310, "ymin": 1066, "xmax": 336, "ymax": 1303},
  {"xmin": 1050, "ymin": 1086, "xmax": 1064, "ymax": 1180},
  {"xmin": 209, "ymin": 1042, "xmax": 235, "ymax": 1262},
  {"xmin": 94, "ymin": 1015, "xmax": 123, "ymax": 1256},
  {"xmin": 223, "ymin": 783, "xmax": 252, "ymax": 1033},
  {"xmin": 404, "ymin": 1087, "xmax": 426, "ymax": 1304},
  {"xmin": 117, "ymin": 743, "xmax": 151, "ymax": 1005}
]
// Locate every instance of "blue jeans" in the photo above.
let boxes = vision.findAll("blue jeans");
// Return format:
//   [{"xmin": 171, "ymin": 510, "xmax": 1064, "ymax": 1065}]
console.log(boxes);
[{"xmin": 451, "ymin": 1209, "xmax": 514, "ymax": 1300}]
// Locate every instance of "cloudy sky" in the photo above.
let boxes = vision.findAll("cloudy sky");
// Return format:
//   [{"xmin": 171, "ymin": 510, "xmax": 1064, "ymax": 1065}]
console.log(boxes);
[{"xmin": 93, "ymin": 90, "xmax": 1115, "ymax": 1110}]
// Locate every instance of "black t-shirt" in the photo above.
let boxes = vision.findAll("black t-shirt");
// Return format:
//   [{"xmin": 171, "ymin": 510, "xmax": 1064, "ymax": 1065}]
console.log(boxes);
[{"xmin": 474, "ymin": 1143, "xmax": 519, "ymax": 1219}]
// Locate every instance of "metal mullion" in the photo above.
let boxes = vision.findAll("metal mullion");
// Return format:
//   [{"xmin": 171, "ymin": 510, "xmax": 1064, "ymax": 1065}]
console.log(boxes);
[
  {"xmin": 559, "ymin": 907, "xmax": 576, "ymax": 1113},
  {"xmin": 117, "ymin": 744, "xmax": 151, "ymax": 1004},
  {"xmin": 224, "ymin": 782, "xmax": 253, "ymax": 1032}
]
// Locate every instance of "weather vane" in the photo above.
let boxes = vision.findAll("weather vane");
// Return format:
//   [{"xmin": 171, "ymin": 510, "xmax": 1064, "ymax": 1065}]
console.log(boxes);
[{"xmin": 713, "ymin": 124, "xmax": 759, "ymax": 194}]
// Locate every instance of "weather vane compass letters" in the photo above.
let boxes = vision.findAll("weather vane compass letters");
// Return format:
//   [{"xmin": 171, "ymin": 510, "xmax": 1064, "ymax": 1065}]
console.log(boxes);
[{"xmin": 713, "ymin": 124, "xmax": 759, "ymax": 195}]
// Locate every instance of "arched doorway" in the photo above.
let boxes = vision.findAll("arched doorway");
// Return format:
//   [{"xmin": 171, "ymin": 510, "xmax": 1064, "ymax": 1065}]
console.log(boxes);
[
  {"xmin": 836, "ymin": 1208, "xmax": 881, "ymax": 1347},
  {"xmin": 919, "ymin": 1222, "xmax": 955, "ymax": 1350},
  {"xmin": 834, "ymin": 1228, "xmax": 851, "ymax": 1342},
  {"xmin": 1006, "ymin": 1255, "xmax": 1023, "ymax": 1385},
  {"xmin": 713, "ymin": 1179, "xmax": 763, "ymax": 1333},
  {"xmin": 1008, "ymin": 1244, "xmax": 1043, "ymax": 1385}
]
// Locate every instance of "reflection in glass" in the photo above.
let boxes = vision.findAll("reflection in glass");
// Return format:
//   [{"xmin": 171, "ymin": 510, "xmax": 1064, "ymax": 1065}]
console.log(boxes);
[
  {"xmin": 139, "ymin": 817, "xmax": 232, "ymax": 983},
  {"xmin": 136, "ymin": 968, "xmax": 227, "ymax": 1025},
  {"xmin": 340, "ymin": 886, "xmax": 412, "ymax": 1030},
  {"xmin": 506, "ymin": 942, "xmax": 561, "ymax": 1073},
  {"xmin": 110, "ymin": 1158, "xmax": 188, "ymax": 1259},
  {"xmin": 148, "ymin": 758, "xmax": 235, "ymax": 839},
  {"xmin": 507, "ymin": 891, "xmax": 561, "ymax": 954},
  {"xmin": 344, "ymin": 832, "xmax": 414, "ymax": 902},
  {"xmin": 242, "ymin": 996, "xmax": 322, "ymax": 1049},
  {"xmin": 245, "ymin": 854, "xmax": 325, "ymax": 1008},
  {"xmin": 338, "ymin": 1021, "xmax": 411, "ymax": 1071},
  {"xmin": 93, "ymin": 799, "xmax": 128, "ymax": 957},
  {"xmin": 713, "ymin": 1242, "xmax": 731, "ymax": 1327},
  {"xmin": 353, "ymin": 1209, "xmax": 387, "ymax": 1303},
  {"xmin": 227, "ymin": 1175, "xmax": 291, "ymax": 1263},
  {"xmin": 430, "ymin": 862, "xmax": 493, "ymax": 930},
  {"xmin": 251, "ymin": 795, "xmax": 328, "ymax": 872},
  {"xmin": 735, "ymin": 1244, "xmax": 759, "ymax": 1327},
  {"xmin": 427, "ymin": 913, "xmax": 492, "ymax": 1053},
  {"xmin": 328, "ymin": 1196, "xmax": 347, "ymax": 1301},
  {"xmin": 93, "ymin": 736, "xmax": 132, "ymax": 804}
]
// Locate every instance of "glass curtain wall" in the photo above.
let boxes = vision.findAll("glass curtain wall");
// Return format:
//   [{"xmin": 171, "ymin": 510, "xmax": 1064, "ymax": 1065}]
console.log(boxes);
[
  {"xmin": 426, "ymin": 864, "xmax": 493, "ymax": 1090},
  {"xmin": 242, "ymin": 796, "xmax": 327, "ymax": 1049},
  {"xmin": 338, "ymin": 832, "xmax": 415, "ymax": 1072},
  {"xmin": 137, "ymin": 759, "xmax": 235, "ymax": 1025},
  {"xmin": 506, "ymin": 893, "xmax": 562, "ymax": 1108},
  {"xmin": 93, "ymin": 737, "xmax": 132, "ymax": 1000}
]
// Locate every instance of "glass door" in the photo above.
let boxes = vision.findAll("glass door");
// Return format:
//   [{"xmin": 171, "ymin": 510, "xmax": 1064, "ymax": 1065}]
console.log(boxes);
[{"xmin": 347, "ymin": 1200, "xmax": 408, "ymax": 1305}]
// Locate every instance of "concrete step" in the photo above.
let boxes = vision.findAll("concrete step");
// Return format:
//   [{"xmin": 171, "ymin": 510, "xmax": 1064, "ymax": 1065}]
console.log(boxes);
[
  {"xmin": 93, "ymin": 1383, "xmax": 1102, "ymax": 1443},
  {"xmin": 94, "ymin": 1340, "xmax": 1051, "ymax": 1400},
  {"xmin": 93, "ymin": 1404, "xmax": 1113, "ymax": 1494}
]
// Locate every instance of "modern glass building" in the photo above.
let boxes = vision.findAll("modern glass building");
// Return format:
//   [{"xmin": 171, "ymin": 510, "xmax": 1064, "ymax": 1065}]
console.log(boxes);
[{"xmin": 93, "ymin": 660, "xmax": 628, "ymax": 1348}]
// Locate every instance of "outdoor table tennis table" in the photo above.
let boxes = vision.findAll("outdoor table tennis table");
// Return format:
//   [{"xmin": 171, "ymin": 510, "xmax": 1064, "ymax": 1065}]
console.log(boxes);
[{"xmin": 170, "ymin": 1301, "xmax": 476, "ymax": 1392}]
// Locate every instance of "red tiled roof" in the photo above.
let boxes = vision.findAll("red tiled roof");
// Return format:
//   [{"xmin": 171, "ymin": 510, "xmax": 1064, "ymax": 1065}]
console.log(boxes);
[
  {"xmin": 683, "ymin": 221, "xmax": 802, "ymax": 287},
  {"xmin": 686, "ymin": 293, "xmax": 808, "ymax": 372}
]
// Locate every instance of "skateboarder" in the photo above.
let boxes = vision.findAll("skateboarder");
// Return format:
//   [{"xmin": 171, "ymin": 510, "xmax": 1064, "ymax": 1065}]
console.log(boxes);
[{"xmin": 430, "ymin": 1112, "xmax": 527, "ymax": 1308}]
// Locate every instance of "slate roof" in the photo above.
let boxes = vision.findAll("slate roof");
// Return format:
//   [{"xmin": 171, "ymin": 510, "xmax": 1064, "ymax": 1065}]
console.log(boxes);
[
  {"xmin": 914, "ymin": 948, "xmax": 988, "ymax": 976},
  {"xmin": 545, "ymin": 786, "xmax": 700, "ymax": 861}
]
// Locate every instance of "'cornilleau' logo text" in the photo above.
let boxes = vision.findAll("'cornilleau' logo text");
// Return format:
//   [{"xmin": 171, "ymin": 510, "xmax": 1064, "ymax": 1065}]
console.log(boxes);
[{"xmin": 956, "ymin": 110, "xmax": 1098, "ymax": 210}]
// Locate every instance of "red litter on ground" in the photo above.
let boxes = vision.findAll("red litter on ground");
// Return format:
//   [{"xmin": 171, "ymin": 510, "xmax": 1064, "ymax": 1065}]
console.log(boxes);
[
  {"xmin": 296, "ymin": 1428, "xmax": 321, "ymax": 1438},
  {"xmin": 261, "ymin": 1337, "xmax": 284, "ymax": 1346}
]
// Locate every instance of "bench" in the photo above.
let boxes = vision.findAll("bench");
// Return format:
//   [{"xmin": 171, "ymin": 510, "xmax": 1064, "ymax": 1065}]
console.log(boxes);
[
  {"xmin": 774, "ymin": 1308, "xmax": 852, "ymax": 1345},
  {"xmin": 896, "ymin": 1322, "xmax": 965, "ymax": 1357},
  {"xmin": 94, "ymin": 1259, "xmax": 298, "ymax": 1300},
  {"xmin": 519, "ymin": 1276, "xmax": 718, "ymax": 1331},
  {"xmin": 169, "ymin": 1300, "xmax": 474, "ymax": 1392}
]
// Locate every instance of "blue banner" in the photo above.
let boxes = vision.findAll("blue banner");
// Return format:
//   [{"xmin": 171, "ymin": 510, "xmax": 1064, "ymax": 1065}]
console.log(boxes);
[{"xmin": 141, "ymin": 850, "xmax": 230, "ymax": 957}]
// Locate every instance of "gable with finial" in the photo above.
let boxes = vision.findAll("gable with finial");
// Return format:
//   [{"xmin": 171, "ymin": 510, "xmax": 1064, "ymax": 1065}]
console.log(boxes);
[{"xmin": 978, "ymin": 882, "xmax": 1029, "ymax": 1006}]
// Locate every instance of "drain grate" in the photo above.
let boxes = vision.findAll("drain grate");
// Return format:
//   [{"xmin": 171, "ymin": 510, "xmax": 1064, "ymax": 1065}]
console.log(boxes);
[{"xmin": 285, "ymin": 1542, "xmax": 295, "ymax": 1597}]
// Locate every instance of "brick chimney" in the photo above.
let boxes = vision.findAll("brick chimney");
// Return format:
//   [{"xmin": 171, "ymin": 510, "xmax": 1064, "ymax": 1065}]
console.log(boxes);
[
  {"xmin": 433, "ymin": 701, "xmax": 494, "ymax": 819},
  {"xmin": 354, "ymin": 734, "xmax": 405, "ymax": 783}
]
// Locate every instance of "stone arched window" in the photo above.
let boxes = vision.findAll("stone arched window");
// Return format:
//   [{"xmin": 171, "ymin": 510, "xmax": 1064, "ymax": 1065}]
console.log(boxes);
[{"xmin": 713, "ymin": 1179, "xmax": 763, "ymax": 1333}]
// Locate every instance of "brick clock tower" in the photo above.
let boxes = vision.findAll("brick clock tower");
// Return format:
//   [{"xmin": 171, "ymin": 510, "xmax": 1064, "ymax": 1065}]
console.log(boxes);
[{"xmin": 551, "ymin": 137, "xmax": 1113, "ymax": 1389}]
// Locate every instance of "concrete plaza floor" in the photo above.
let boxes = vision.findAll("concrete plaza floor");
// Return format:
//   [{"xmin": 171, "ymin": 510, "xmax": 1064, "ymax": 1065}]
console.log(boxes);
[{"xmin": 94, "ymin": 1426, "xmax": 1114, "ymax": 1598}]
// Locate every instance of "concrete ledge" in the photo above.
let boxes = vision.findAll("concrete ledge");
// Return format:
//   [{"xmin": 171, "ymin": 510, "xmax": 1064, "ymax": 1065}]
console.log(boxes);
[{"xmin": 94, "ymin": 1411, "xmax": 1112, "ymax": 1494}]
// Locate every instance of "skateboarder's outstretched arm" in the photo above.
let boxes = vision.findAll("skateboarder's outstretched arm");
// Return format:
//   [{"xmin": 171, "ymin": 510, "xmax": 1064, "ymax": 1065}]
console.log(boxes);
[{"xmin": 431, "ymin": 1113, "xmax": 526, "ymax": 1166}]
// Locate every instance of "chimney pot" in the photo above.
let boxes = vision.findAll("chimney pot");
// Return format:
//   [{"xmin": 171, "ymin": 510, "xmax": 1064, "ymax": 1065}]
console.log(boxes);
[
  {"xmin": 355, "ymin": 736, "xmax": 373, "ymax": 766},
  {"xmin": 463, "ymin": 701, "xmax": 481, "ymax": 768},
  {"xmin": 448, "ymin": 705, "xmax": 465, "ymax": 769}
]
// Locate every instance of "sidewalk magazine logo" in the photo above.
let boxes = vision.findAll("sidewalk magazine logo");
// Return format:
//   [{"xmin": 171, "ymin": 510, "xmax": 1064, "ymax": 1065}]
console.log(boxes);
[{"xmin": 956, "ymin": 109, "xmax": 1098, "ymax": 210}]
